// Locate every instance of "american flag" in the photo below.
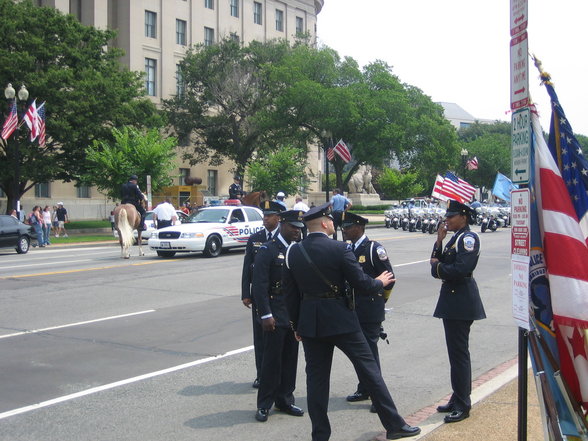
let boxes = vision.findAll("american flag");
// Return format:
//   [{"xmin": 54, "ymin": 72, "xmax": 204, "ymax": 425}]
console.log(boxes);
[
  {"xmin": 332, "ymin": 139, "xmax": 351, "ymax": 163},
  {"xmin": 1, "ymin": 100, "xmax": 18, "ymax": 140},
  {"xmin": 466, "ymin": 156, "xmax": 479, "ymax": 170},
  {"xmin": 23, "ymin": 99, "xmax": 38, "ymax": 141},
  {"xmin": 326, "ymin": 147, "xmax": 334, "ymax": 161},
  {"xmin": 531, "ymin": 95, "xmax": 588, "ymax": 413},
  {"xmin": 441, "ymin": 172, "xmax": 475, "ymax": 203},
  {"xmin": 431, "ymin": 174, "xmax": 451, "ymax": 201},
  {"xmin": 37, "ymin": 102, "xmax": 46, "ymax": 147}
]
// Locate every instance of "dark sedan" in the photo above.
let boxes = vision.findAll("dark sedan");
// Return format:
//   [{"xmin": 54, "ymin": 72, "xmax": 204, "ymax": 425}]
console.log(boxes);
[{"xmin": 0, "ymin": 215, "xmax": 35, "ymax": 254}]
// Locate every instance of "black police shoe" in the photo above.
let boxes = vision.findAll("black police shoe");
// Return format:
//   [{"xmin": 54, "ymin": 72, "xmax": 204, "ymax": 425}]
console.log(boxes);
[
  {"xmin": 252, "ymin": 378, "xmax": 260, "ymax": 388},
  {"xmin": 255, "ymin": 408, "xmax": 269, "ymax": 422},
  {"xmin": 436, "ymin": 402, "xmax": 454, "ymax": 413},
  {"xmin": 444, "ymin": 409, "xmax": 470, "ymax": 423},
  {"xmin": 275, "ymin": 404, "xmax": 304, "ymax": 417},
  {"xmin": 346, "ymin": 391, "xmax": 370, "ymax": 402},
  {"xmin": 386, "ymin": 424, "xmax": 421, "ymax": 439}
]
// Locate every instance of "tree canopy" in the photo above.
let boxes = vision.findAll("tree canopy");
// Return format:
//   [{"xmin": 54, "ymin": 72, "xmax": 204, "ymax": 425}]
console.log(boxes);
[
  {"xmin": 246, "ymin": 146, "xmax": 308, "ymax": 197},
  {"xmin": 0, "ymin": 0, "xmax": 162, "ymax": 212}
]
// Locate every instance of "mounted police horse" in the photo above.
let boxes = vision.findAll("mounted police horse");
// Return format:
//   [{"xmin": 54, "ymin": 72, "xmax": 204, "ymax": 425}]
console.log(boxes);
[
  {"xmin": 114, "ymin": 203, "xmax": 144, "ymax": 259},
  {"xmin": 240, "ymin": 191, "xmax": 268, "ymax": 207}
]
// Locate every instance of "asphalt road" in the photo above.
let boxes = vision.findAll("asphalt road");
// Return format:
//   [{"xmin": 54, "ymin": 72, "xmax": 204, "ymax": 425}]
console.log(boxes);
[{"xmin": 0, "ymin": 227, "xmax": 515, "ymax": 441}]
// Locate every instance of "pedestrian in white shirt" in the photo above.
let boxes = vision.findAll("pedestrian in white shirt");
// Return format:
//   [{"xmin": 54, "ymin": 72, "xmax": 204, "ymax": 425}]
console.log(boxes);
[
  {"xmin": 292, "ymin": 196, "xmax": 310, "ymax": 212},
  {"xmin": 152, "ymin": 198, "xmax": 178, "ymax": 229}
]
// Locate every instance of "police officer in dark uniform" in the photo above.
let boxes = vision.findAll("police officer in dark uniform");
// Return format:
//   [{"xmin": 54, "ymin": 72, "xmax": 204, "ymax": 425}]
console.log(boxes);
[
  {"xmin": 121, "ymin": 175, "xmax": 147, "ymax": 231},
  {"xmin": 430, "ymin": 200, "xmax": 486, "ymax": 423},
  {"xmin": 241, "ymin": 201, "xmax": 283, "ymax": 388},
  {"xmin": 252, "ymin": 210, "xmax": 305, "ymax": 422},
  {"xmin": 283, "ymin": 203, "xmax": 420, "ymax": 441},
  {"xmin": 341, "ymin": 212, "xmax": 395, "ymax": 413},
  {"xmin": 229, "ymin": 176, "xmax": 244, "ymax": 200}
]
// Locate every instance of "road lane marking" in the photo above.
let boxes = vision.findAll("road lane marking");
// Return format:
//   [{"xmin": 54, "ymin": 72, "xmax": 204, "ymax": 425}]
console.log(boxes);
[
  {"xmin": 0, "ymin": 310, "xmax": 156, "ymax": 339},
  {"xmin": 0, "ymin": 345, "xmax": 253, "ymax": 420},
  {"xmin": 0, "ymin": 259, "xmax": 93, "ymax": 270},
  {"xmin": 0, "ymin": 259, "xmax": 179, "ymax": 279},
  {"xmin": 395, "ymin": 259, "xmax": 429, "ymax": 267}
]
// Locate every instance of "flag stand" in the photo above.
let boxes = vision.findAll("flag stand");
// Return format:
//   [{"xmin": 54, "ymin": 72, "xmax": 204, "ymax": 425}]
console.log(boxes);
[{"xmin": 518, "ymin": 328, "xmax": 528, "ymax": 441}]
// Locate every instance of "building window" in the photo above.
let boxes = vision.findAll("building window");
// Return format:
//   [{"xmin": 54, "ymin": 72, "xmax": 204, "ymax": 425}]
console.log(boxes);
[
  {"xmin": 204, "ymin": 27, "xmax": 215, "ymax": 46},
  {"xmin": 179, "ymin": 168, "xmax": 190, "ymax": 186},
  {"xmin": 176, "ymin": 64, "xmax": 185, "ymax": 97},
  {"xmin": 76, "ymin": 185, "xmax": 91, "ymax": 198},
  {"xmin": 230, "ymin": 0, "xmax": 239, "ymax": 18},
  {"xmin": 176, "ymin": 19, "xmax": 187, "ymax": 45},
  {"xmin": 459, "ymin": 122, "xmax": 471, "ymax": 130},
  {"xmin": 35, "ymin": 182, "xmax": 50, "ymax": 198},
  {"xmin": 275, "ymin": 9, "xmax": 283, "ymax": 32},
  {"xmin": 145, "ymin": 10, "xmax": 156, "ymax": 38},
  {"xmin": 296, "ymin": 16, "xmax": 304, "ymax": 35},
  {"xmin": 253, "ymin": 2, "xmax": 262, "ymax": 25},
  {"xmin": 205, "ymin": 0, "xmax": 214, "ymax": 9},
  {"xmin": 145, "ymin": 58, "xmax": 157, "ymax": 96},
  {"xmin": 207, "ymin": 170, "xmax": 218, "ymax": 196}
]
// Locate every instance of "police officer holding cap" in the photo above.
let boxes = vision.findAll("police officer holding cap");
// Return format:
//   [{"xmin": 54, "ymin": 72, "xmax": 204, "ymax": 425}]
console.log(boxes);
[
  {"xmin": 430, "ymin": 200, "xmax": 486, "ymax": 423},
  {"xmin": 283, "ymin": 202, "xmax": 420, "ymax": 441},
  {"xmin": 341, "ymin": 212, "xmax": 395, "ymax": 413},
  {"xmin": 252, "ymin": 210, "xmax": 305, "ymax": 422}
]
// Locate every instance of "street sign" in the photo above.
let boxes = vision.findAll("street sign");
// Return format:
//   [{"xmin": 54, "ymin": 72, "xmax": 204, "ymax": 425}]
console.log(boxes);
[
  {"xmin": 510, "ymin": 0, "xmax": 528, "ymax": 36},
  {"xmin": 512, "ymin": 254, "xmax": 530, "ymax": 330},
  {"xmin": 511, "ymin": 188, "xmax": 530, "ymax": 256},
  {"xmin": 511, "ymin": 107, "xmax": 531, "ymax": 184},
  {"xmin": 510, "ymin": 31, "xmax": 529, "ymax": 110}
]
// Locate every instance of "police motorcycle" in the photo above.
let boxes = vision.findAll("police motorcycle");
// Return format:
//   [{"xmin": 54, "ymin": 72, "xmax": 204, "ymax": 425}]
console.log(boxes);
[
  {"xmin": 480, "ymin": 206, "xmax": 500, "ymax": 233},
  {"xmin": 384, "ymin": 206, "xmax": 401, "ymax": 229},
  {"xmin": 428, "ymin": 206, "xmax": 445, "ymax": 234},
  {"xmin": 400, "ymin": 207, "xmax": 410, "ymax": 231},
  {"xmin": 420, "ymin": 206, "xmax": 435, "ymax": 233},
  {"xmin": 408, "ymin": 207, "xmax": 423, "ymax": 232}
]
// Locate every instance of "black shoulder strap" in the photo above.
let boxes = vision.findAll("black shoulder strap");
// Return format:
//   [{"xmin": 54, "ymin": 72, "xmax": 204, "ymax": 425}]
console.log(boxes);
[{"xmin": 298, "ymin": 242, "xmax": 338, "ymax": 293}]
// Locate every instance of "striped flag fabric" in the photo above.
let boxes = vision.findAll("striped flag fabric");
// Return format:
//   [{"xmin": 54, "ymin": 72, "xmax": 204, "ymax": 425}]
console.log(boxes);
[
  {"xmin": 441, "ymin": 172, "xmax": 476, "ymax": 203},
  {"xmin": 332, "ymin": 139, "xmax": 351, "ymax": 163},
  {"xmin": 326, "ymin": 147, "xmax": 334, "ymax": 161},
  {"xmin": 1, "ymin": 100, "xmax": 18, "ymax": 140},
  {"xmin": 431, "ymin": 174, "xmax": 451, "ymax": 201},
  {"xmin": 466, "ymin": 156, "xmax": 479, "ymax": 170},
  {"xmin": 23, "ymin": 99, "xmax": 38, "ymax": 141},
  {"xmin": 531, "ymin": 108, "xmax": 588, "ymax": 411},
  {"xmin": 37, "ymin": 102, "xmax": 46, "ymax": 147}
]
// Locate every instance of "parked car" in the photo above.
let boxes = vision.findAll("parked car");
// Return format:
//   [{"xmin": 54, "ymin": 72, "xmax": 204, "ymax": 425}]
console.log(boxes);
[
  {"xmin": 0, "ymin": 215, "xmax": 35, "ymax": 254},
  {"xmin": 132, "ymin": 210, "xmax": 189, "ymax": 242},
  {"xmin": 148, "ymin": 205, "xmax": 264, "ymax": 258}
]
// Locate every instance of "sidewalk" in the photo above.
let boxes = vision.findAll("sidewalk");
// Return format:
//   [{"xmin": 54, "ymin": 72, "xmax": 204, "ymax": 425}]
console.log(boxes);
[{"xmin": 393, "ymin": 358, "xmax": 543, "ymax": 441}]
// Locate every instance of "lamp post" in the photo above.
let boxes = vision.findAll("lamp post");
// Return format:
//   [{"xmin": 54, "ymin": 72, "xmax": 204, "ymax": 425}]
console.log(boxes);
[
  {"xmin": 4, "ymin": 83, "xmax": 29, "ymax": 217},
  {"xmin": 460, "ymin": 148, "xmax": 469, "ymax": 176},
  {"xmin": 321, "ymin": 130, "xmax": 332, "ymax": 202}
]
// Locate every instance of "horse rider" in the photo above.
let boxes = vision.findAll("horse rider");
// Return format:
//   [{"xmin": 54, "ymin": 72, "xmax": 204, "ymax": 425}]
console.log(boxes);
[
  {"xmin": 229, "ymin": 176, "xmax": 244, "ymax": 200},
  {"xmin": 121, "ymin": 174, "xmax": 147, "ymax": 232}
]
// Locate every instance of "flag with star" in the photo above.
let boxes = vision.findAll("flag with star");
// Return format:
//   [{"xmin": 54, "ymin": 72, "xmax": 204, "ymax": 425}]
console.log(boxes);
[{"xmin": 531, "ymin": 67, "xmax": 588, "ymax": 416}]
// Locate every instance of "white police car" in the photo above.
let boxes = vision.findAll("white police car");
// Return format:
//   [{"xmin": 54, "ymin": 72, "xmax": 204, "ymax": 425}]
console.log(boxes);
[{"xmin": 148, "ymin": 205, "xmax": 264, "ymax": 258}]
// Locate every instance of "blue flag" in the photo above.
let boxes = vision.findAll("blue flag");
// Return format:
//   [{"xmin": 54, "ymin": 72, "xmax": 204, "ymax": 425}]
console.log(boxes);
[{"xmin": 491, "ymin": 172, "xmax": 517, "ymax": 202}]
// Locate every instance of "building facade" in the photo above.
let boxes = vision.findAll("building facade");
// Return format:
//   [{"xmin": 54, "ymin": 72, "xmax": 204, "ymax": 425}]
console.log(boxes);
[{"xmin": 3, "ymin": 0, "xmax": 324, "ymax": 219}]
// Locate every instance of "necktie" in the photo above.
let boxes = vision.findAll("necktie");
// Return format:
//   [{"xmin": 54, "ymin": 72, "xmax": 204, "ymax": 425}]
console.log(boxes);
[{"xmin": 267, "ymin": 232, "xmax": 272, "ymax": 241}]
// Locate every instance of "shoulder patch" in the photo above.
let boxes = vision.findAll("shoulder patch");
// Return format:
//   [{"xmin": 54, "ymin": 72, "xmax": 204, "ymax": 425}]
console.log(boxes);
[
  {"xmin": 376, "ymin": 246, "xmax": 388, "ymax": 261},
  {"xmin": 463, "ymin": 235, "xmax": 476, "ymax": 252},
  {"xmin": 346, "ymin": 243, "xmax": 352, "ymax": 250}
]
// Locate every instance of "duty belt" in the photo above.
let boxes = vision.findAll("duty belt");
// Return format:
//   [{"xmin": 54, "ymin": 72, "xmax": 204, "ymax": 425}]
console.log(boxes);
[{"xmin": 302, "ymin": 292, "xmax": 342, "ymax": 300}]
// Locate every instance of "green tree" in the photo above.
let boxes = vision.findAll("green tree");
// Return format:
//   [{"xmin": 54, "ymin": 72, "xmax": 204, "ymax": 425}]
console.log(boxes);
[
  {"xmin": 0, "ymin": 0, "xmax": 162, "ymax": 213},
  {"xmin": 82, "ymin": 127, "xmax": 177, "ymax": 201},
  {"xmin": 246, "ymin": 146, "xmax": 308, "ymax": 197},
  {"xmin": 376, "ymin": 168, "xmax": 424, "ymax": 200},
  {"xmin": 457, "ymin": 122, "xmax": 511, "ymax": 189},
  {"xmin": 164, "ymin": 38, "xmax": 292, "ymax": 179}
]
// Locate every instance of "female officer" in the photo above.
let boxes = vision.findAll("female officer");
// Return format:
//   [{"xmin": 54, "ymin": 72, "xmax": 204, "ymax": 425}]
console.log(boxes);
[{"xmin": 429, "ymin": 200, "xmax": 486, "ymax": 423}]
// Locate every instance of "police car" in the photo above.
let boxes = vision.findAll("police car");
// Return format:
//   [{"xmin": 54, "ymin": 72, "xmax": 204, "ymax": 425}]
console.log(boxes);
[
  {"xmin": 148, "ymin": 205, "xmax": 264, "ymax": 258},
  {"xmin": 132, "ymin": 210, "xmax": 189, "ymax": 242}
]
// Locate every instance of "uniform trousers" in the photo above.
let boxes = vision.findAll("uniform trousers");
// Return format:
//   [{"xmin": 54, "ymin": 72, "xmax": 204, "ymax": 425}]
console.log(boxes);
[
  {"xmin": 251, "ymin": 308, "xmax": 264, "ymax": 379},
  {"xmin": 157, "ymin": 219, "xmax": 172, "ymax": 229},
  {"xmin": 302, "ymin": 330, "xmax": 405, "ymax": 441},
  {"xmin": 442, "ymin": 319, "xmax": 473, "ymax": 411},
  {"xmin": 257, "ymin": 326, "xmax": 298, "ymax": 409},
  {"xmin": 356, "ymin": 321, "xmax": 382, "ymax": 395}
]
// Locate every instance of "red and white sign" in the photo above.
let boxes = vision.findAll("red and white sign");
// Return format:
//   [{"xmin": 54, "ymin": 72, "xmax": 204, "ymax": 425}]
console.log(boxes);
[
  {"xmin": 511, "ymin": 188, "xmax": 530, "ymax": 256},
  {"xmin": 510, "ymin": 32, "xmax": 529, "ymax": 110},
  {"xmin": 510, "ymin": 0, "xmax": 528, "ymax": 36}
]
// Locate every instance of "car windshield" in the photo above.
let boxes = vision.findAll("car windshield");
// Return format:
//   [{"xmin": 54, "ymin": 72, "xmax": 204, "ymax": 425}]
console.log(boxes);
[{"xmin": 187, "ymin": 209, "xmax": 230, "ymax": 224}]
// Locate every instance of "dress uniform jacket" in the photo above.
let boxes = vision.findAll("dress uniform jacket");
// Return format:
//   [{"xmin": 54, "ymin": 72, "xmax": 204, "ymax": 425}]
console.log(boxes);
[
  {"xmin": 353, "ymin": 237, "xmax": 395, "ymax": 324},
  {"xmin": 430, "ymin": 227, "xmax": 486, "ymax": 321},
  {"xmin": 284, "ymin": 232, "xmax": 383, "ymax": 338},
  {"xmin": 252, "ymin": 236, "xmax": 290, "ymax": 327},
  {"xmin": 242, "ymin": 229, "xmax": 273, "ymax": 302}
]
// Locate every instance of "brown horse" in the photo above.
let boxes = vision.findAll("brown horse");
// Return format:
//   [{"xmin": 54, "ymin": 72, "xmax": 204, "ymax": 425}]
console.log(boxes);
[
  {"xmin": 114, "ymin": 204, "xmax": 144, "ymax": 259},
  {"xmin": 241, "ymin": 191, "xmax": 268, "ymax": 208}
]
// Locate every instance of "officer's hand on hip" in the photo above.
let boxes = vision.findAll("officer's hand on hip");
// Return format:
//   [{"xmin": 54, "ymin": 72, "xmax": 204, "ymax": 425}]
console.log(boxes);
[
  {"xmin": 242, "ymin": 298, "xmax": 252, "ymax": 308},
  {"xmin": 262, "ymin": 317, "xmax": 276, "ymax": 332}
]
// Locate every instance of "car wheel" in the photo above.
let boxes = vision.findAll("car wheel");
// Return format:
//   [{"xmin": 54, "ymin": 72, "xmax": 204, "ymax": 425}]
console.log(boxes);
[
  {"xmin": 156, "ymin": 251, "xmax": 176, "ymax": 258},
  {"xmin": 203, "ymin": 235, "xmax": 222, "ymax": 258},
  {"xmin": 16, "ymin": 235, "xmax": 30, "ymax": 254}
]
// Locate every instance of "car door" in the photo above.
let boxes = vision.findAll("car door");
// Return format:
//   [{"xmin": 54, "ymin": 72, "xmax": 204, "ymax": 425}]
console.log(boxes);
[
  {"xmin": 0, "ymin": 216, "xmax": 18, "ymax": 248},
  {"xmin": 226, "ymin": 208, "xmax": 250, "ymax": 245}
]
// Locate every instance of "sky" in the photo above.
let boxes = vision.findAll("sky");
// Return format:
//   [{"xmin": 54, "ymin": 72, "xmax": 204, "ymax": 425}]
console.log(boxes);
[{"xmin": 317, "ymin": 0, "xmax": 588, "ymax": 136}]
